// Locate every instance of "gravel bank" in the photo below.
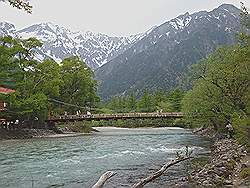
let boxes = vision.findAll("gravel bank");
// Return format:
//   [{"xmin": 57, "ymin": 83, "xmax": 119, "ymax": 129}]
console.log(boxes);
[
  {"xmin": 177, "ymin": 138, "xmax": 249, "ymax": 187},
  {"xmin": 0, "ymin": 128, "xmax": 59, "ymax": 140}
]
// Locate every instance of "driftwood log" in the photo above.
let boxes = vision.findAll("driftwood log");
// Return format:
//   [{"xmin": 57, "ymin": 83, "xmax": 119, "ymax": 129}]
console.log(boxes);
[
  {"xmin": 92, "ymin": 171, "xmax": 116, "ymax": 188},
  {"xmin": 132, "ymin": 157, "xmax": 192, "ymax": 188},
  {"xmin": 92, "ymin": 157, "xmax": 191, "ymax": 188}
]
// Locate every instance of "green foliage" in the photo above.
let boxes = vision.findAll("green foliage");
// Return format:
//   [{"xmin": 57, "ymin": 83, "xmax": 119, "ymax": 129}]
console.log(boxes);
[
  {"xmin": 60, "ymin": 121, "xmax": 93, "ymax": 133},
  {"xmin": 0, "ymin": 36, "xmax": 47, "ymax": 120},
  {"xmin": 103, "ymin": 88, "xmax": 185, "ymax": 113},
  {"xmin": 2, "ymin": 0, "xmax": 32, "ymax": 13},
  {"xmin": 0, "ymin": 37, "xmax": 27, "ymax": 86},
  {"xmin": 96, "ymin": 108, "xmax": 114, "ymax": 114},
  {"xmin": 105, "ymin": 96, "xmax": 127, "ymax": 113},
  {"xmin": 182, "ymin": 3, "xmax": 250, "ymax": 133},
  {"xmin": 238, "ymin": 2, "xmax": 250, "ymax": 46},
  {"xmin": 156, "ymin": 101, "xmax": 174, "ymax": 112},
  {"xmin": 182, "ymin": 43, "xmax": 249, "ymax": 133},
  {"xmin": 0, "ymin": 36, "xmax": 99, "ymax": 121},
  {"xmin": 167, "ymin": 89, "xmax": 185, "ymax": 111},
  {"xmin": 153, "ymin": 90, "xmax": 167, "ymax": 104},
  {"xmin": 232, "ymin": 114, "xmax": 249, "ymax": 145},
  {"xmin": 138, "ymin": 90, "xmax": 155, "ymax": 112},
  {"xmin": 31, "ymin": 59, "xmax": 62, "ymax": 97},
  {"xmin": 9, "ymin": 93, "xmax": 48, "ymax": 121},
  {"xmin": 91, "ymin": 118, "xmax": 175, "ymax": 128},
  {"xmin": 59, "ymin": 56, "xmax": 99, "ymax": 113},
  {"xmin": 173, "ymin": 118, "xmax": 190, "ymax": 128},
  {"xmin": 126, "ymin": 93, "xmax": 137, "ymax": 112}
]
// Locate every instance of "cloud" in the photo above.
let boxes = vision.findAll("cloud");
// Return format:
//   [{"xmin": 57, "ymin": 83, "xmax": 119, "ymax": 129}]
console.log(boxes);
[{"xmin": 0, "ymin": 0, "xmax": 248, "ymax": 36}]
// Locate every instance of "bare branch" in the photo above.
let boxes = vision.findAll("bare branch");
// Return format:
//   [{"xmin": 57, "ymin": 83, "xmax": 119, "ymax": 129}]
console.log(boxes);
[
  {"xmin": 1, "ymin": 0, "xmax": 32, "ymax": 13},
  {"xmin": 132, "ymin": 157, "xmax": 192, "ymax": 188},
  {"xmin": 92, "ymin": 171, "xmax": 117, "ymax": 188}
]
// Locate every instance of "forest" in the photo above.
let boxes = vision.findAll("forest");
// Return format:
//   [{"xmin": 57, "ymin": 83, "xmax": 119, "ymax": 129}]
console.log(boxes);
[
  {"xmin": 0, "ymin": 1, "xmax": 249, "ymax": 188},
  {"xmin": 0, "ymin": 36, "xmax": 99, "ymax": 121},
  {"xmin": 0, "ymin": 21, "xmax": 249, "ymax": 143},
  {"xmin": 0, "ymin": 3, "xmax": 249, "ymax": 144}
]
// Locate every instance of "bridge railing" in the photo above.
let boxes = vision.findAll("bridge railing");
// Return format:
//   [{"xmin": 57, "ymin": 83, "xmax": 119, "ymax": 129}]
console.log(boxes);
[{"xmin": 48, "ymin": 112, "xmax": 184, "ymax": 121}]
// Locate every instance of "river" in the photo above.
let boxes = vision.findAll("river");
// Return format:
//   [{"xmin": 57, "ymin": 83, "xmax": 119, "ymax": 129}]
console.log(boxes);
[{"xmin": 0, "ymin": 127, "xmax": 211, "ymax": 188}]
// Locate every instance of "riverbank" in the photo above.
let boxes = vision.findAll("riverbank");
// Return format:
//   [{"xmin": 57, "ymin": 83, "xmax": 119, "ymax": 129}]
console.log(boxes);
[
  {"xmin": 0, "ymin": 125, "xmax": 181, "ymax": 140},
  {"xmin": 0, "ymin": 128, "xmax": 98, "ymax": 140},
  {"xmin": 0, "ymin": 128, "xmax": 58, "ymax": 140},
  {"xmin": 176, "ymin": 128, "xmax": 249, "ymax": 187},
  {"xmin": 0, "ymin": 121, "xmax": 101, "ymax": 140}
]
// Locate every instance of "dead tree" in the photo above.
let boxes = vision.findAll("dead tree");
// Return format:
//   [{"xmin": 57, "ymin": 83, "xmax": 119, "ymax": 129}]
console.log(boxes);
[
  {"xmin": 92, "ymin": 171, "xmax": 116, "ymax": 188},
  {"xmin": 93, "ymin": 147, "xmax": 192, "ymax": 188},
  {"xmin": 132, "ymin": 157, "xmax": 192, "ymax": 188}
]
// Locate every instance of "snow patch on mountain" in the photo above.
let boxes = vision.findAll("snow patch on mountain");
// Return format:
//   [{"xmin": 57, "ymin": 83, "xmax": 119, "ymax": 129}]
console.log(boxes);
[
  {"xmin": 169, "ymin": 13, "xmax": 193, "ymax": 30},
  {"xmin": 0, "ymin": 22, "xmax": 144, "ymax": 69}
]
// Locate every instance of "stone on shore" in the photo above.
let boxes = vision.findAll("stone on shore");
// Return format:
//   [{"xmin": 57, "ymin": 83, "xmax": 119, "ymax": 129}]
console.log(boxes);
[{"xmin": 176, "ymin": 139, "xmax": 249, "ymax": 187}]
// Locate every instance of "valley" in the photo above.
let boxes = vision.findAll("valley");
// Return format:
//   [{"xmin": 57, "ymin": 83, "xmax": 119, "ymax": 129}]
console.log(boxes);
[{"xmin": 0, "ymin": 1, "xmax": 249, "ymax": 188}]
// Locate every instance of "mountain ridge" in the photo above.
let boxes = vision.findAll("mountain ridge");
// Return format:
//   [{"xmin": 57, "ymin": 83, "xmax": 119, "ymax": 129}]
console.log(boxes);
[
  {"xmin": 95, "ymin": 4, "xmax": 241, "ymax": 99},
  {"xmin": 0, "ymin": 21, "xmax": 144, "ymax": 69}
]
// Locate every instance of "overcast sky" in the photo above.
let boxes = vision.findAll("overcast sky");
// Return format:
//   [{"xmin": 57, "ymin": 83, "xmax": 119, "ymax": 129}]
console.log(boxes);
[{"xmin": 0, "ymin": 0, "xmax": 249, "ymax": 36}]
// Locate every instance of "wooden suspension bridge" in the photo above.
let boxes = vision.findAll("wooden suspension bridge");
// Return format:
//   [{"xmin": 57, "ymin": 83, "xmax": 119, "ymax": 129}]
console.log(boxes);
[
  {"xmin": 1, "ymin": 97, "xmax": 184, "ymax": 130},
  {"xmin": 47, "ymin": 112, "xmax": 184, "ymax": 123},
  {"xmin": 0, "ymin": 112, "xmax": 183, "ymax": 130}
]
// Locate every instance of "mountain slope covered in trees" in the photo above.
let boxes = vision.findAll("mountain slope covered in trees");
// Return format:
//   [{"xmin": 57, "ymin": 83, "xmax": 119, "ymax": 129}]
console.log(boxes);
[{"xmin": 95, "ymin": 4, "xmax": 241, "ymax": 99}]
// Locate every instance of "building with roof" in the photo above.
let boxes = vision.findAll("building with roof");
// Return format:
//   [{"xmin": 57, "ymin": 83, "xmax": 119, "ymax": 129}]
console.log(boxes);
[{"xmin": 0, "ymin": 86, "xmax": 15, "ymax": 111}]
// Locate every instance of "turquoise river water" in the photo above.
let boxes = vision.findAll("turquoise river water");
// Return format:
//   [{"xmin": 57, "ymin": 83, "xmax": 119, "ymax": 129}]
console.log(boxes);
[{"xmin": 0, "ymin": 127, "xmax": 211, "ymax": 188}]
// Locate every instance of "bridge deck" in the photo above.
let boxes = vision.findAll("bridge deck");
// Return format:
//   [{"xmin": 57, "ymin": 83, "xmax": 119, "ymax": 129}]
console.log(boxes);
[{"xmin": 47, "ymin": 112, "xmax": 184, "ymax": 122}]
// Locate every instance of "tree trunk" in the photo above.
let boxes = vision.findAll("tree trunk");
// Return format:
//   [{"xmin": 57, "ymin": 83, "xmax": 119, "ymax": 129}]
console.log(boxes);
[
  {"xmin": 92, "ymin": 171, "xmax": 116, "ymax": 188},
  {"xmin": 132, "ymin": 157, "xmax": 191, "ymax": 188}
]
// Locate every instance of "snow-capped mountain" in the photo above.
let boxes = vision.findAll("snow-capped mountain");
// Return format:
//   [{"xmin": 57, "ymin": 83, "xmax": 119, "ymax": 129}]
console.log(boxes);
[
  {"xmin": 0, "ymin": 22, "xmax": 17, "ymax": 37},
  {"xmin": 96, "ymin": 4, "xmax": 242, "ymax": 99},
  {"xmin": 0, "ymin": 22, "xmax": 143, "ymax": 69},
  {"xmin": 0, "ymin": 3, "xmax": 243, "ymax": 100}
]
